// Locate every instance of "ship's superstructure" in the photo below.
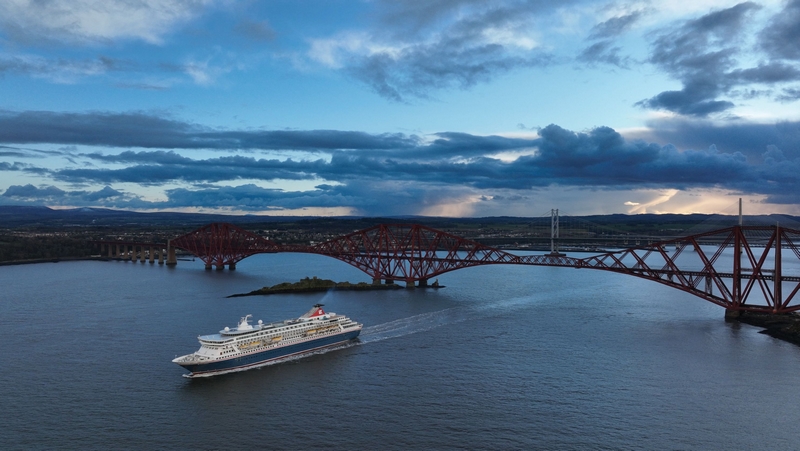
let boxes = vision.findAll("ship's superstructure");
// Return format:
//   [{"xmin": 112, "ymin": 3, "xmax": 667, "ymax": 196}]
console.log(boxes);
[{"xmin": 173, "ymin": 304, "xmax": 362, "ymax": 377}]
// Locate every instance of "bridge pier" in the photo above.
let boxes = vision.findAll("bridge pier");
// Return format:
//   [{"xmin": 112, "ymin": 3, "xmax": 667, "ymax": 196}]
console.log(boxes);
[
  {"xmin": 418, "ymin": 278, "xmax": 428, "ymax": 287},
  {"xmin": 372, "ymin": 278, "xmax": 398, "ymax": 285},
  {"xmin": 140, "ymin": 247, "xmax": 146, "ymax": 263},
  {"xmin": 130, "ymin": 245, "xmax": 136, "ymax": 261},
  {"xmin": 229, "ymin": 262, "xmax": 236, "ymax": 270},
  {"xmin": 724, "ymin": 309, "xmax": 741, "ymax": 320},
  {"xmin": 405, "ymin": 279, "xmax": 415, "ymax": 289},
  {"xmin": 205, "ymin": 263, "xmax": 213, "ymax": 270},
  {"xmin": 149, "ymin": 246, "xmax": 155, "ymax": 264},
  {"xmin": 107, "ymin": 244, "xmax": 112, "ymax": 259},
  {"xmin": 158, "ymin": 249, "xmax": 164, "ymax": 264},
  {"xmin": 166, "ymin": 244, "xmax": 177, "ymax": 266}
]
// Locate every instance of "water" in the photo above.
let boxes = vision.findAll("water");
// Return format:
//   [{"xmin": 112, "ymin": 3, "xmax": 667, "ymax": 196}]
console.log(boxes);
[{"xmin": 2, "ymin": 254, "xmax": 800, "ymax": 450}]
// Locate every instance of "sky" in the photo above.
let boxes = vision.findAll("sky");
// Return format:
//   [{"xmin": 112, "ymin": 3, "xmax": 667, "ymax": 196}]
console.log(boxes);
[{"xmin": 1, "ymin": 0, "xmax": 800, "ymax": 218}]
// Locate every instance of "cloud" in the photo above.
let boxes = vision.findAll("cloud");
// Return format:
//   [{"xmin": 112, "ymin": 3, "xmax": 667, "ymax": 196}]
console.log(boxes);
[
  {"xmin": 5, "ymin": 110, "xmax": 800, "ymax": 212},
  {"xmin": 638, "ymin": 2, "xmax": 763, "ymax": 117},
  {"xmin": 577, "ymin": 40, "xmax": 630, "ymax": 68},
  {"xmin": 588, "ymin": 11, "xmax": 644, "ymax": 39},
  {"xmin": 0, "ymin": 54, "xmax": 125, "ymax": 83},
  {"xmin": 637, "ymin": 2, "xmax": 800, "ymax": 117},
  {"xmin": 759, "ymin": 0, "xmax": 800, "ymax": 61},
  {"xmin": 777, "ymin": 87, "xmax": 800, "ymax": 102},
  {"xmin": 0, "ymin": 0, "xmax": 215, "ymax": 45},
  {"xmin": 308, "ymin": 1, "xmax": 569, "ymax": 101},
  {"xmin": 632, "ymin": 117, "xmax": 800, "ymax": 160},
  {"xmin": 0, "ymin": 110, "xmax": 419, "ymax": 150},
  {"xmin": 2, "ymin": 184, "xmax": 66, "ymax": 199}
]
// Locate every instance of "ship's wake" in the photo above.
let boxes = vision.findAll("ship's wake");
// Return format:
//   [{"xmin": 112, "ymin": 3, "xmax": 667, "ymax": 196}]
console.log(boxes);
[{"xmin": 359, "ymin": 294, "xmax": 538, "ymax": 344}]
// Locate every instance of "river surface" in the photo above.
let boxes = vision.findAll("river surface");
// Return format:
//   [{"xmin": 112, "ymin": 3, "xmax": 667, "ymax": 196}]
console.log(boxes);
[{"xmin": 2, "ymin": 253, "xmax": 800, "ymax": 450}]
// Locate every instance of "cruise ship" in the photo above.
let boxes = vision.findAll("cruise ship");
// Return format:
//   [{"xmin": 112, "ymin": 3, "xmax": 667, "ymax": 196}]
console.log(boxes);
[{"xmin": 173, "ymin": 304, "xmax": 362, "ymax": 377}]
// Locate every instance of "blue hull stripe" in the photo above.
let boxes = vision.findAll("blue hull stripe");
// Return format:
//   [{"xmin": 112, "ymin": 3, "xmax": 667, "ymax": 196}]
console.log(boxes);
[{"xmin": 180, "ymin": 330, "xmax": 361, "ymax": 375}]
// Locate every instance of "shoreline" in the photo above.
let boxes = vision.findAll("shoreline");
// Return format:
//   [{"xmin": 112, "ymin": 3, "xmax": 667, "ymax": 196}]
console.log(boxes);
[
  {"xmin": 0, "ymin": 256, "xmax": 103, "ymax": 266},
  {"xmin": 735, "ymin": 312, "xmax": 800, "ymax": 347}
]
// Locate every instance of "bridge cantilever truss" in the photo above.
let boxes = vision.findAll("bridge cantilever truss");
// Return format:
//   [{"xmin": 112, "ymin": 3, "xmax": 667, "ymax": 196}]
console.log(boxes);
[
  {"xmin": 169, "ymin": 223, "xmax": 280, "ymax": 269},
  {"xmin": 309, "ymin": 223, "xmax": 523, "ymax": 285},
  {"xmin": 169, "ymin": 222, "xmax": 800, "ymax": 314}
]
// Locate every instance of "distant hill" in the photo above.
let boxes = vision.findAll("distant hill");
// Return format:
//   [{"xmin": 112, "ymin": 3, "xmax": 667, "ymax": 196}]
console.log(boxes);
[
  {"xmin": 0, "ymin": 206, "xmax": 322, "ymax": 228},
  {"xmin": 0, "ymin": 205, "xmax": 798, "ymax": 230}
]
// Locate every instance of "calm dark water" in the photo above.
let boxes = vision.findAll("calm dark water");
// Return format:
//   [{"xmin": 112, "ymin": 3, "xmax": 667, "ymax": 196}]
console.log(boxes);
[{"xmin": 3, "ymin": 253, "xmax": 800, "ymax": 450}]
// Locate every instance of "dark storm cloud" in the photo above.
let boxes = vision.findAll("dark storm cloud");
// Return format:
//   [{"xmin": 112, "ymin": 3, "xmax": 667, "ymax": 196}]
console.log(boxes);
[
  {"xmin": 0, "ymin": 110, "xmax": 419, "ymax": 150},
  {"xmin": 0, "ymin": 150, "xmax": 26, "ymax": 158},
  {"xmin": 6, "ymin": 108, "xmax": 800, "ymax": 209},
  {"xmin": 0, "ymin": 184, "xmax": 132, "ymax": 207},
  {"xmin": 588, "ymin": 11, "xmax": 644, "ymax": 39},
  {"xmin": 639, "ymin": 2, "xmax": 800, "ymax": 117},
  {"xmin": 57, "ymin": 152, "xmax": 327, "ymax": 184},
  {"xmin": 32, "ymin": 121, "xmax": 791, "ymax": 196},
  {"xmin": 759, "ymin": 0, "xmax": 800, "ymax": 61},
  {"xmin": 777, "ymin": 87, "xmax": 800, "ymax": 101},
  {"xmin": 637, "ymin": 81, "xmax": 736, "ymax": 116},
  {"xmin": 577, "ymin": 40, "xmax": 630, "ymax": 68},
  {"xmin": 730, "ymin": 62, "xmax": 800, "ymax": 83},
  {"xmin": 2, "ymin": 184, "xmax": 67, "ymax": 199},
  {"xmin": 163, "ymin": 184, "xmax": 366, "ymax": 210},
  {"xmin": 0, "ymin": 161, "xmax": 29, "ymax": 171},
  {"xmin": 347, "ymin": 40, "xmax": 554, "ymax": 102},
  {"xmin": 415, "ymin": 132, "xmax": 536, "ymax": 158},
  {"xmin": 634, "ymin": 118, "xmax": 800, "ymax": 160},
  {"xmin": 638, "ymin": 2, "xmax": 762, "ymax": 117},
  {"xmin": 340, "ymin": 1, "xmax": 568, "ymax": 101}
]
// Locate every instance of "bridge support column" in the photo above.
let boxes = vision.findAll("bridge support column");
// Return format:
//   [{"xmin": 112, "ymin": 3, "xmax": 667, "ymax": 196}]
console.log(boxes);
[
  {"xmin": 115, "ymin": 244, "xmax": 120, "ymax": 259},
  {"xmin": 130, "ymin": 245, "xmax": 136, "ymax": 261},
  {"xmin": 229, "ymin": 262, "xmax": 236, "ymax": 270},
  {"xmin": 724, "ymin": 309, "xmax": 741, "ymax": 321},
  {"xmin": 166, "ymin": 243, "xmax": 177, "ymax": 266},
  {"xmin": 205, "ymin": 263, "xmax": 212, "ymax": 270},
  {"xmin": 149, "ymin": 246, "xmax": 155, "ymax": 264},
  {"xmin": 405, "ymin": 280, "xmax": 415, "ymax": 289},
  {"xmin": 216, "ymin": 264, "xmax": 224, "ymax": 270},
  {"xmin": 373, "ymin": 278, "xmax": 382, "ymax": 285},
  {"xmin": 158, "ymin": 249, "xmax": 164, "ymax": 264},
  {"xmin": 418, "ymin": 278, "xmax": 428, "ymax": 288},
  {"xmin": 107, "ymin": 244, "xmax": 112, "ymax": 258},
  {"xmin": 140, "ymin": 247, "xmax": 146, "ymax": 263}
]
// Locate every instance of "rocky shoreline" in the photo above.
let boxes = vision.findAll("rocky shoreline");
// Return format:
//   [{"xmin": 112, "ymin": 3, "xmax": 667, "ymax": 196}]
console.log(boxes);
[
  {"xmin": 733, "ymin": 312, "xmax": 800, "ymax": 347},
  {"xmin": 0, "ymin": 256, "xmax": 104, "ymax": 266},
  {"xmin": 228, "ymin": 276, "xmax": 409, "ymax": 297}
]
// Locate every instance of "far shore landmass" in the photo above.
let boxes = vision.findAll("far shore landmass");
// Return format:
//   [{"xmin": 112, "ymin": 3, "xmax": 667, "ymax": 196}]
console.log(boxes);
[{"xmin": 227, "ymin": 276, "xmax": 443, "ymax": 298}]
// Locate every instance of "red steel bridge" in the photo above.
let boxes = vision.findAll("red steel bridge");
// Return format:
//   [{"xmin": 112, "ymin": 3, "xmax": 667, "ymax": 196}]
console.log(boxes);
[{"xmin": 161, "ymin": 222, "xmax": 800, "ymax": 314}]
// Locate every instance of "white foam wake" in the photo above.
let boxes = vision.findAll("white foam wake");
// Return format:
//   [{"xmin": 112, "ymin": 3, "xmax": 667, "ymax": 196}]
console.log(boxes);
[{"xmin": 359, "ymin": 294, "xmax": 539, "ymax": 344}]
